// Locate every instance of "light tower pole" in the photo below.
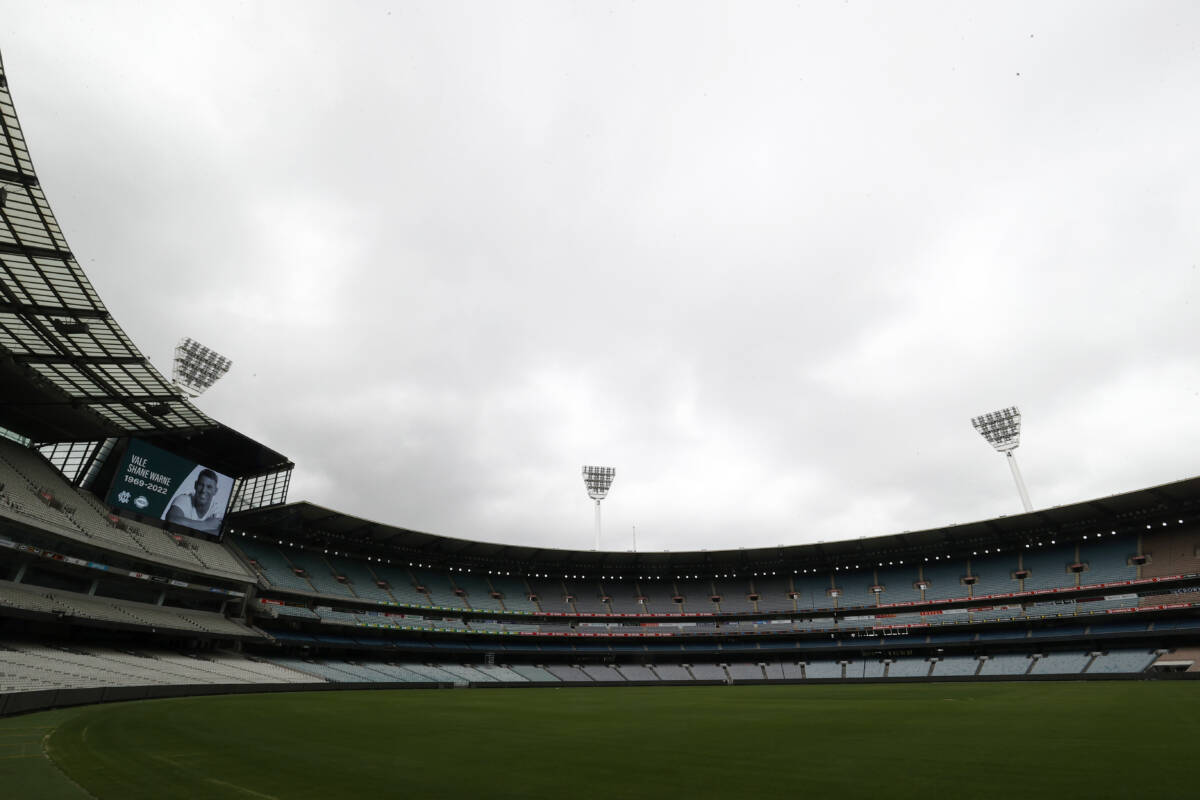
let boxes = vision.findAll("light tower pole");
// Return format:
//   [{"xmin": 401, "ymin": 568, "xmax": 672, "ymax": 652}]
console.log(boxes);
[
  {"xmin": 971, "ymin": 406, "xmax": 1033, "ymax": 512},
  {"xmin": 581, "ymin": 465, "xmax": 615, "ymax": 551}
]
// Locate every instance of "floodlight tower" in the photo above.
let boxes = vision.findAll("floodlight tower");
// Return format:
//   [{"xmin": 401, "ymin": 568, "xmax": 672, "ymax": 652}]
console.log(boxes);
[
  {"xmin": 971, "ymin": 406, "xmax": 1033, "ymax": 513},
  {"xmin": 581, "ymin": 465, "xmax": 615, "ymax": 551},
  {"xmin": 171, "ymin": 337, "xmax": 232, "ymax": 398}
]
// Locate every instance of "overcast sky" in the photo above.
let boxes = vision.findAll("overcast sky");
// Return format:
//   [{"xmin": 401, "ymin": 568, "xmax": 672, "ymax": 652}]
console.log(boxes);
[{"xmin": 3, "ymin": 2, "xmax": 1199, "ymax": 552}]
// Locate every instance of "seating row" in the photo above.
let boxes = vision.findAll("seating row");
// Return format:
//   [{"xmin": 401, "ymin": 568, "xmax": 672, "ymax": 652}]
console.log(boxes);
[
  {"xmin": 0, "ymin": 579, "xmax": 257, "ymax": 639},
  {"xmin": 260, "ymin": 596, "xmax": 1143, "ymax": 636},
  {"xmin": 258, "ymin": 650, "xmax": 1161, "ymax": 684},
  {"xmin": 234, "ymin": 535, "xmax": 1145, "ymax": 614},
  {"xmin": 0, "ymin": 643, "xmax": 320, "ymax": 693}
]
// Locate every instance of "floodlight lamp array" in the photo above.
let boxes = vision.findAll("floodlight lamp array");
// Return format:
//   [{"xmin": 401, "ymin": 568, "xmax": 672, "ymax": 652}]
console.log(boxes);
[
  {"xmin": 172, "ymin": 337, "xmax": 233, "ymax": 398},
  {"xmin": 582, "ymin": 465, "xmax": 615, "ymax": 500},
  {"xmin": 971, "ymin": 406, "xmax": 1022, "ymax": 452}
]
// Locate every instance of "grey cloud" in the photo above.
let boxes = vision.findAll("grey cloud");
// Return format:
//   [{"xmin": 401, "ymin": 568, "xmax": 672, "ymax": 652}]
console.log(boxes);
[{"xmin": 2, "ymin": 1, "xmax": 1199, "ymax": 553}]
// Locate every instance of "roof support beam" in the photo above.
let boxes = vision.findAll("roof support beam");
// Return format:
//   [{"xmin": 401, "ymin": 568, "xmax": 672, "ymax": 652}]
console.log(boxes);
[
  {"xmin": 0, "ymin": 167, "xmax": 37, "ymax": 186},
  {"xmin": 0, "ymin": 301, "xmax": 108, "ymax": 319},
  {"xmin": 11, "ymin": 354, "xmax": 143, "ymax": 366},
  {"xmin": 0, "ymin": 241, "xmax": 75, "ymax": 262},
  {"xmin": 3, "ymin": 394, "xmax": 183, "ymax": 406}
]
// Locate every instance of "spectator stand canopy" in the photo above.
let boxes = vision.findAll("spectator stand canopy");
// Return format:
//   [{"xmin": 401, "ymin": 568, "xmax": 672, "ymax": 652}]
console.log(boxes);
[
  {"xmin": 0, "ymin": 50, "xmax": 214, "ymax": 442},
  {"xmin": 229, "ymin": 473, "xmax": 1200, "ymax": 577},
  {"xmin": 0, "ymin": 49, "xmax": 292, "ymax": 506}
]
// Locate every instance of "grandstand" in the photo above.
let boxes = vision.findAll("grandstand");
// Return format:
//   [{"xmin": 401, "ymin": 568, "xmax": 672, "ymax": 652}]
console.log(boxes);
[{"xmin": 0, "ymin": 44, "xmax": 1199, "ymax": 728}]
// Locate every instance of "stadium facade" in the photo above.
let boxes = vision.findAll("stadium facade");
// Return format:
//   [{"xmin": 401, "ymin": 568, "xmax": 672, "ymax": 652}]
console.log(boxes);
[{"xmin": 1, "ymin": 49, "xmax": 1199, "ymax": 717}]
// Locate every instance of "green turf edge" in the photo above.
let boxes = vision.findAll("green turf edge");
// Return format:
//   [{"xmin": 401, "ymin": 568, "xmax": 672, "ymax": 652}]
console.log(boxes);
[
  {"xmin": 0, "ymin": 707, "xmax": 93, "ymax": 800},
  {"xmin": 13, "ymin": 682, "xmax": 1200, "ymax": 800}
]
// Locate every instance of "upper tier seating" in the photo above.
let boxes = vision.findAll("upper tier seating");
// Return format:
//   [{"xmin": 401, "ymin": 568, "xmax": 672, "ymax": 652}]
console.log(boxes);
[
  {"xmin": 920, "ymin": 562, "xmax": 967, "ymax": 602},
  {"xmin": 450, "ymin": 573, "xmax": 505, "ymax": 611},
  {"xmin": 674, "ymin": 578, "xmax": 718, "ymax": 613},
  {"xmin": 1142, "ymin": 529, "xmax": 1200, "ymax": 577},
  {"xmin": 834, "ymin": 572, "xmax": 878, "ymax": 610},
  {"xmin": 876, "ymin": 570, "xmax": 922, "ymax": 604},
  {"xmin": 751, "ymin": 576, "xmax": 795, "ymax": 612},
  {"xmin": 1077, "ymin": 538, "xmax": 1139, "ymax": 585},
  {"xmin": 562, "ymin": 579, "xmax": 608, "ymax": 614},
  {"xmin": 368, "ymin": 564, "xmax": 429, "ymax": 607},
  {"xmin": 226, "ymin": 527, "xmax": 1187, "ymax": 629},
  {"xmin": 967, "ymin": 554, "xmax": 1020, "ymax": 597},
  {"xmin": 486, "ymin": 575, "xmax": 540, "ymax": 613},
  {"xmin": 233, "ymin": 538, "xmax": 319, "ymax": 594},
  {"xmin": 710, "ymin": 575, "xmax": 748, "ymax": 614},
  {"xmin": 527, "ymin": 577, "xmax": 576, "ymax": 614},
  {"xmin": 411, "ymin": 567, "xmax": 462, "ymax": 607},
  {"xmin": 632, "ymin": 579, "xmax": 676, "ymax": 614},
  {"xmin": 329, "ymin": 559, "xmax": 395, "ymax": 604},
  {"xmin": 284, "ymin": 551, "xmax": 356, "ymax": 599},
  {"xmin": 602, "ymin": 581, "xmax": 645, "ymax": 614},
  {"xmin": 1020, "ymin": 546, "xmax": 1077, "ymax": 592}
]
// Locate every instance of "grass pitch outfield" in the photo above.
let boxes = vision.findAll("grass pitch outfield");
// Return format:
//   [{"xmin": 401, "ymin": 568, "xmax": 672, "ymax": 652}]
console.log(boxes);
[{"xmin": 1, "ymin": 682, "xmax": 1197, "ymax": 799}]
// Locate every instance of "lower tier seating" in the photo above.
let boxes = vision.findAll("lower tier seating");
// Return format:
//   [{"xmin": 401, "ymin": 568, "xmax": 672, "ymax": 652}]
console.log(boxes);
[
  {"xmin": 0, "ymin": 642, "xmax": 1169, "ymax": 695},
  {"xmin": 0, "ymin": 644, "xmax": 321, "ymax": 693}
]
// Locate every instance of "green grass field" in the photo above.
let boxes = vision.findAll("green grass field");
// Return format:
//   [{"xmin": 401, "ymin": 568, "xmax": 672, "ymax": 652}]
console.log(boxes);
[{"xmin": 1, "ymin": 682, "xmax": 1196, "ymax": 799}]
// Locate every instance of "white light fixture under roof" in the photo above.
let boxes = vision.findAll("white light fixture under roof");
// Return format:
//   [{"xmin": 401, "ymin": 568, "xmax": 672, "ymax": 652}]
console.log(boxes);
[
  {"xmin": 582, "ymin": 465, "xmax": 615, "ymax": 551},
  {"xmin": 172, "ymin": 337, "xmax": 232, "ymax": 398},
  {"xmin": 971, "ymin": 405, "xmax": 1033, "ymax": 512}
]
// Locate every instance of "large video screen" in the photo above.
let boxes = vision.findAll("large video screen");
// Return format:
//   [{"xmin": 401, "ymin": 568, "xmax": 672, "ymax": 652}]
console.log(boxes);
[{"xmin": 105, "ymin": 439, "xmax": 235, "ymax": 539}]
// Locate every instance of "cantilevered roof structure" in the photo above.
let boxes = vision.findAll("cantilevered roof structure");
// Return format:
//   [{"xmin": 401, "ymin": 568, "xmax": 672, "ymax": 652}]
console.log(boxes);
[
  {"xmin": 230, "ymin": 474, "xmax": 1200, "ymax": 573},
  {"xmin": 0, "ymin": 50, "xmax": 215, "ymax": 442}
]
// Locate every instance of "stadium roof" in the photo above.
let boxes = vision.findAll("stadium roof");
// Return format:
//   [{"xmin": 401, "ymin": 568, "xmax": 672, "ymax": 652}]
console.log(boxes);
[
  {"xmin": 140, "ymin": 422, "xmax": 293, "ymax": 481},
  {"xmin": 0, "ymin": 50, "xmax": 216, "ymax": 442},
  {"xmin": 231, "ymin": 474, "xmax": 1200, "ymax": 572}
]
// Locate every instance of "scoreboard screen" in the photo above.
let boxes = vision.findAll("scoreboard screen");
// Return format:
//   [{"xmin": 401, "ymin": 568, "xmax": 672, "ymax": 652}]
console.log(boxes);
[{"xmin": 105, "ymin": 439, "xmax": 235, "ymax": 539}]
